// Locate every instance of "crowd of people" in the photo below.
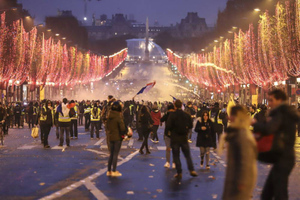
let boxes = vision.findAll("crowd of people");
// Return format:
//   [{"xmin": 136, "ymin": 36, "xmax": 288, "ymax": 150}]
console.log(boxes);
[{"xmin": 0, "ymin": 89, "xmax": 299, "ymax": 199}]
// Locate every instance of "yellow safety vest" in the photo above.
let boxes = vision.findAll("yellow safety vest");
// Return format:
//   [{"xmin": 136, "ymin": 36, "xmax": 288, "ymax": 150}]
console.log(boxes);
[
  {"xmin": 209, "ymin": 110, "xmax": 223, "ymax": 124},
  {"xmin": 40, "ymin": 106, "xmax": 47, "ymax": 121},
  {"xmin": 71, "ymin": 106, "xmax": 78, "ymax": 120},
  {"xmin": 58, "ymin": 107, "xmax": 71, "ymax": 123},
  {"xmin": 90, "ymin": 108, "xmax": 101, "ymax": 121},
  {"xmin": 84, "ymin": 105, "xmax": 91, "ymax": 114},
  {"xmin": 40, "ymin": 106, "xmax": 55, "ymax": 124}
]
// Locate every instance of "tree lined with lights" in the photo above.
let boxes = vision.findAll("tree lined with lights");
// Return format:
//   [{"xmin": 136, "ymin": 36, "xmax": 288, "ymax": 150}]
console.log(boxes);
[
  {"xmin": 167, "ymin": 0, "xmax": 300, "ymax": 90},
  {"xmin": 0, "ymin": 12, "xmax": 127, "ymax": 90}
]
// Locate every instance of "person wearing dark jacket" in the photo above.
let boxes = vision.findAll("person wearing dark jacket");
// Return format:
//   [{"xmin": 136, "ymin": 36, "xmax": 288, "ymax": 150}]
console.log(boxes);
[
  {"xmin": 27, "ymin": 102, "xmax": 34, "ymax": 129},
  {"xmin": 184, "ymin": 101, "xmax": 196, "ymax": 143},
  {"xmin": 253, "ymin": 89, "xmax": 299, "ymax": 200},
  {"xmin": 139, "ymin": 105, "xmax": 153, "ymax": 155},
  {"xmin": 40, "ymin": 100, "xmax": 53, "ymax": 148},
  {"xmin": 167, "ymin": 99, "xmax": 197, "ymax": 179},
  {"xmin": 106, "ymin": 101, "xmax": 126, "ymax": 177},
  {"xmin": 160, "ymin": 103, "xmax": 175, "ymax": 169},
  {"xmin": 14, "ymin": 103, "xmax": 21, "ymax": 128},
  {"xmin": 194, "ymin": 111, "xmax": 214, "ymax": 169}
]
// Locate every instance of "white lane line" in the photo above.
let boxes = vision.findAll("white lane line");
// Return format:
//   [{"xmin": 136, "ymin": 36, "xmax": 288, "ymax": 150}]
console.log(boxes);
[
  {"xmin": 84, "ymin": 180, "xmax": 109, "ymax": 200},
  {"xmin": 85, "ymin": 149, "xmax": 109, "ymax": 156},
  {"xmin": 18, "ymin": 145, "xmax": 37, "ymax": 150},
  {"xmin": 94, "ymin": 138, "xmax": 105, "ymax": 146},
  {"xmin": 39, "ymin": 150, "xmax": 139, "ymax": 200},
  {"xmin": 101, "ymin": 145, "xmax": 127, "ymax": 149},
  {"xmin": 128, "ymin": 138, "xmax": 134, "ymax": 148},
  {"xmin": 157, "ymin": 146, "xmax": 166, "ymax": 150}
]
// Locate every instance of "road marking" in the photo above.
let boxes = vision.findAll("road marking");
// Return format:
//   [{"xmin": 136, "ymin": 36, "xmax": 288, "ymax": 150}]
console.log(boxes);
[
  {"xmin": 210, "ymin": 151, "xmax": 227, "ymax": 168},
  {"xmin": 100, "ymin": 145, "xmax": 127, "ymax": 149},
  {"xmin": 94, "ymin": 138, "xmax": 105, "ymax": 146},
  {"xmin": 18, "ymin": 145, "xmax": 37, "ymax": 150},
  {"xmin": 39, "ymin": 150, "xmax": 139, "ymax": 200},
  {"xmin": 51, "ymin": 145, "xmax": 65, "ymax": 149},
  {"xmin": 85, "ymin": 149, "xmax": 109, "ymax": 156},
  {"xmin": 84, "ymin": 180, "xmax": 109, "ymax": 200},
  {"xmin": 78, "ymin": 132, "xmax": 88, "ymax": 135},
  {"xmin": 128, "ymin": 138, "xmax": 134, "ymax": 148},
  {"xmin": 157, "ymin": 146, "xmax": 166, "ymax": 150}
]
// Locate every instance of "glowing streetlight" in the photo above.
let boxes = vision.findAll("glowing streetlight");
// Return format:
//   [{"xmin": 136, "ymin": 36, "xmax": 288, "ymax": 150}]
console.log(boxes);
[
  {"xmin": 254, "ymin": 8, "xmax": 261, "ymax": 12},
  {"xmin": 47, "ymin": 29, "xmax": 51, "ymax": 32},
  {"xmin": 232, "ymin": 26, "xmax": 238, "ymax": 29},
  {"xmin": 84, "ymin": 17, "xmax": 87, "ymax": 21},
  {"xmin": 62, "ymin": 37, "xmax": 66, "ymax": 40},
  {"xmin": 214, "ymin": 40, "xmax": 219, "ymax": 43},
  {"xmin": 55, "ymin": 33, "xmax": 60, "ymax": 36}
]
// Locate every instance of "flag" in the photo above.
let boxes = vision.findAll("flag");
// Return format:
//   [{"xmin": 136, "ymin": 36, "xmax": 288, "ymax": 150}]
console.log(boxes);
[
  {"xmin": 170, "ymin": 95, "xmax": 177, "ymax": 101},
  {"xmin": 136, "ymin": 81, "xmax": 156, "ymax": 95}
]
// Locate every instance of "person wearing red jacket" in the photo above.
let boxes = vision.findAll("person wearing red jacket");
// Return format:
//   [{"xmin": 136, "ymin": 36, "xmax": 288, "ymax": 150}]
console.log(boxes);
[{"xmin": 151, "ymin": 104, "xmax": 161, "ymax": 143}]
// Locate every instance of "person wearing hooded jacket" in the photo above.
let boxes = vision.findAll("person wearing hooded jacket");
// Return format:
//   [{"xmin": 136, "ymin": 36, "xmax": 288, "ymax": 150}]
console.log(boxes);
[
  {"xmin": 150, "ymin": 104, "xmax": 161, "ymax": 143},
  {"xmin": 106, "ymin": 101, "xmax": 126, "ymax": 177}
]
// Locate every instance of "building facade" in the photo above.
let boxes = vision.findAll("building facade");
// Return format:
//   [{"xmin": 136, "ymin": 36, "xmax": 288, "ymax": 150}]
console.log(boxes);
[{"xmin": 86, "ymin": 12, "xmax": 211, "ymax": 41}]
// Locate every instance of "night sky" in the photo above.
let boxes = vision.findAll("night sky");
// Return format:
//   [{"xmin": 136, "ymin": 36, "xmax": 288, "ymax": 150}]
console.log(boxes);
[{"xmin": 19, "ymin": 0, "xmax": 227, "ymax": 26}]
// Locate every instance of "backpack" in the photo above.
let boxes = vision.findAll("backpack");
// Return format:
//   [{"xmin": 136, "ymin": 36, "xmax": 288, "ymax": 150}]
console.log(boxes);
[{"xmin": 69, "ymin": 108, "xmax": 76, "ymax": 118}]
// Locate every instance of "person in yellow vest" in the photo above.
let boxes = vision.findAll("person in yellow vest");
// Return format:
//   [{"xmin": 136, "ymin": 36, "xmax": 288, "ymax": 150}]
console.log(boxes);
[
  {"xmin": 90, "ymin": 103, "xmax": 101, "ymax": 139},
  {"xmin": 57, "ymin": 98, "xmax": 71, "ymax": 147},
  {"xmin": 69, "ymin": 100, "xmax": 78, "ymax": 139},
  {"xmin": 84, "ymin": 100, "xmax": 92, "ymax": 131},
  {"xmin": 40, "ymin": 100, "xmax": 54, "ymax": 148}
]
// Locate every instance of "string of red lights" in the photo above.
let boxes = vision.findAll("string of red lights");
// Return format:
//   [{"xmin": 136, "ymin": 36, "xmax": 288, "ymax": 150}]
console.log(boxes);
[
  {"xmin": 0, "ymin": 12, "xmax": 127, "ymax": 90},
  {"xmin": 167, "ymin": 1, "xmax": 300, "ymax": 91}
]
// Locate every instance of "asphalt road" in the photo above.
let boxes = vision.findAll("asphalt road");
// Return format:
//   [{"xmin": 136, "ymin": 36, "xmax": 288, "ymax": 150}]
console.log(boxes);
[{"xmin": 0, "ymin": 124, "xmax": 300, "ymax": 200}]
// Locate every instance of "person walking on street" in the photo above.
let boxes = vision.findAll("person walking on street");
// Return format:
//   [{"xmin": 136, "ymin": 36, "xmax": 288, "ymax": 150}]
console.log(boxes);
[
  {"xmin": 106, "ymin": 101, "xmax": 126, "ymax": 177},
  {"xmin": 139, "ymin": 105, "xmax": 153, "ymax": 155},
  {"xmin": 102, "ymin": 95, "xmax": 116, "ymax": 151},
  {"xmin": 90, "ymin": 103, "xmax": 101, "ymax": 139},
  {"xmin": 39, "ymin": 100, "xmax": 54, "ymax": 148},
  {"xmin": 57, "ymin": 98, "xmax": 71, "ymax": 147},
  {"xmin": 194, "ymin": 111, "xmax": 214, "ymax": 169},
  {"xmin": 160, "ymin": 103, "xmax": 176, "ymax": 169},
  {"xmin": 253, "ymin": 89, "xmax": 299, "ymax": 200},
  {"xmin": 54, "ymin": 101, "xmax": 60, "ymax": 139},
  {"xmin": 167, "ymin": 99, "xmax": 198, "ymax": 179},
  {"xmin": 84, "ymin": 100, "xmax": 91, "ymax": 131},
  {"xmin": 151, "ymin": 104, "xmax": 161, "ymax": 143},
  {"xmin": 184, "ymin": 101, "xmax": 196, "ymax": 143},
  {"xmin": 69, "ymin": 100, "xmax": 78, "ymax": 139},
  {"xmin": 78, "ymin": 102, "xmax": 84, "ymax": 126},
  {"xmin": 221, "ymin": 105, "xmax": 257, "ymax": 200},
  {"xmin": 14, "ymin": 103, "xmax": 21, "ymax": 128},
  {"xmin": 0, "ymin": 103, "xmax": 7, "ymax": 136}
]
